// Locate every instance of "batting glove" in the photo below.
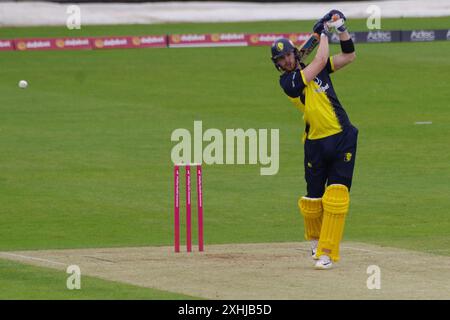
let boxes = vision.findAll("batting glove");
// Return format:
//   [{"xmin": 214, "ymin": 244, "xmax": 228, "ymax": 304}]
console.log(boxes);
[
  {"xmin": 328, "ymin": 9, "xmax": 346, "ymax": 21},
  {"xmin": 324, "ymin": 10, "xmax": 347, "ymax": 34},
  {"xmin": 320, "ymin": 10, "xmax": 344, "ymax": 23},
  {"xmin": 313, "ymin": 20, "xmax": 330, "ymax": 37}
]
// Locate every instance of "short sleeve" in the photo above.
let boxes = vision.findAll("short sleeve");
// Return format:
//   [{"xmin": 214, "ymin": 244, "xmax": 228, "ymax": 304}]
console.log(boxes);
[
  {"xmin": 325, "ymin": 56, "xmax": 335, "ymax": 74},
  {"xmin": 279, "ymin": 69, "xmax": 307, "ymax": 98}
]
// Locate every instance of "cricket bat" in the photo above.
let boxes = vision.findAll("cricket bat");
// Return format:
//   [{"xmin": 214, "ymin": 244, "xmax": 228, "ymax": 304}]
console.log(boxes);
[
  {"xmin": 298, "ymin": 13, "xmax": 341, "ymax": 61},
  {"xmin": 297, "ymin": 33, "xmax": 320, "ymax": 62}
]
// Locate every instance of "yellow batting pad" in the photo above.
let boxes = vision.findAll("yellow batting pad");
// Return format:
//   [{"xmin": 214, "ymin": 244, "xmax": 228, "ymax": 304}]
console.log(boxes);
[
  {"xmin": 299, "ymin": 197, "xmax": 323, "ymax": 240},
  {"xmin": 317, "ymin": 184, "xmax": 350, "ymax": 262}
]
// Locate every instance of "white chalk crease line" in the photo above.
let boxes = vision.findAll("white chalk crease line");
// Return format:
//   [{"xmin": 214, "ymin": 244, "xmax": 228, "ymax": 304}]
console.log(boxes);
[{"xmin": 0, "ymin": 252, "xmax": 66, "ymax": 266}]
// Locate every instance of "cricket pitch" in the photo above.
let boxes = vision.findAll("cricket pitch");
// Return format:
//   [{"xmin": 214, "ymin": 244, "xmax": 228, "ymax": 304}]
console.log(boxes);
[{"xmin": 1, "ymin": 242, "xmax": 449, "ymax": 299}]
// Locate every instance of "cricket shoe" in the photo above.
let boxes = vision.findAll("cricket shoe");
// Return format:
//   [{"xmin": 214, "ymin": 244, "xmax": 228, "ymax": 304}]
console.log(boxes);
[
  {"xmin": 314, "ymin": 255, "xmax": 333, "ymax": 270},
  {"xmin": 311, "ymin": 239, "xmax": 319, "ymax": 260}
]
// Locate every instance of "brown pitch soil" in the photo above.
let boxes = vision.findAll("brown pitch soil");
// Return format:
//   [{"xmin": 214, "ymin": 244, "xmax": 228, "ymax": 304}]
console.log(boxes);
[{"xmin": 1, "ymin": 241, "xmax": 449, "ymax": 299}]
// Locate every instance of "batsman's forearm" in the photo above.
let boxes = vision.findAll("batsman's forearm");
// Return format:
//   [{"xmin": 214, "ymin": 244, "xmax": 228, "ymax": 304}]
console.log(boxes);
[
  {"xmin": 338, "ymin": 31, "xmax": 355, "ymax": 55},
  {"xmin": 338, "ymin": 30, "xmax": 351, "ymax": 41},
  {"xmin": 315, "ymin": 33, "xmax": 329, "ymax": 63}
]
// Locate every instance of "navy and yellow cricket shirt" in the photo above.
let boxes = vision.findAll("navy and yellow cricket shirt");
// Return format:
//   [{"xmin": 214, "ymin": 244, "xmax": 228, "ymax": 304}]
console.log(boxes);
[{"xmin": 279, "ymin": 57, "xmax": 352, "ymax": 142}]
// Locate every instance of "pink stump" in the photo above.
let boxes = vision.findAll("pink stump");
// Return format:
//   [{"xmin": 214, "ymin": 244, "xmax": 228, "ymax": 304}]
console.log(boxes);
[
  {"xmin": 185, "ymin": 165, "xmax": 192, "ymax": 252},
  {"xmin": 197, "ymin": 165, "xmax": 204, "ymax": 251},
  {"xmin": 174, "ymin": 165, "xmax": 180, "ymax": 253}
]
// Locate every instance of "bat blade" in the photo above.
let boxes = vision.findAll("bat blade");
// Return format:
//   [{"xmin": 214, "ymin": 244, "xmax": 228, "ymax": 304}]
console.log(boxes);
[{"xmin": 298, "ymin": 33, "xmax": 320, "ymax": 62}]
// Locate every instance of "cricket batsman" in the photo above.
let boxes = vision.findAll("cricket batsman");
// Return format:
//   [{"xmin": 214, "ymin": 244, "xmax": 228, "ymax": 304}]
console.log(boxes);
[{"xmin": 270, "ymin": 10, "xmax": 358, "ymax": 269}]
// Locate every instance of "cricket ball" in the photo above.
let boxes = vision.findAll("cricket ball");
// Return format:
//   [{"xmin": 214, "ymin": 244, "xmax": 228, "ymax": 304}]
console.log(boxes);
[{"xmin": 19, "ymin": 80, "xmax": 28, "ymax": 89}]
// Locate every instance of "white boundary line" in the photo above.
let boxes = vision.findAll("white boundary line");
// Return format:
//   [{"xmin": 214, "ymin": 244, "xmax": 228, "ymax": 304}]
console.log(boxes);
[{"xmin": 414, "ymin": 121, "xmax": 433, "ymax": 125}]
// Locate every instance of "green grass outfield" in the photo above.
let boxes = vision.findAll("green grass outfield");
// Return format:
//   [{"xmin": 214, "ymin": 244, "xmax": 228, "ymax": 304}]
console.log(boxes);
[
  {"xmin": 0, "ymin": 17, "xmax": 449, "ymax": 299},
  {"xmin": 0, "ymin": 258, "xmax": 196, "ymax": 299}
]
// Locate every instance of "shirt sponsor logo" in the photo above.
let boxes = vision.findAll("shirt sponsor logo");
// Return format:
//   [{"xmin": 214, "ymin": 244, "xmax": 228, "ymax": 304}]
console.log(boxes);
[{"xmin": 314, "ymin": 77, "xmax": 329, "ymax": 93}]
